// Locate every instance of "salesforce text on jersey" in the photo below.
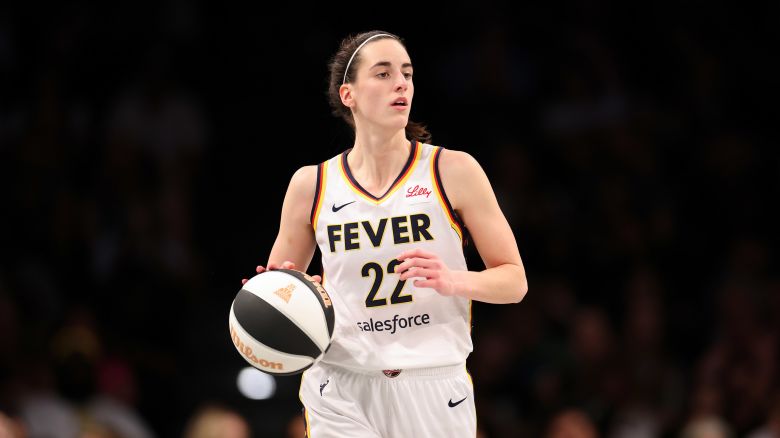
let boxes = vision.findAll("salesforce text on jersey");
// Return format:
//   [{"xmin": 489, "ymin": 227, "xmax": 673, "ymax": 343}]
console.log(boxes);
[{"xmin": 356, "ymin": 313, "xmax": 431, "ymax": 334}]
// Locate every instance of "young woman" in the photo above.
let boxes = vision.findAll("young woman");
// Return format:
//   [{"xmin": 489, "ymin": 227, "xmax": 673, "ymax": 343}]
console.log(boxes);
[{"xmin": 242, "ymin": 30, "xmax": 528, "ymax": 438}]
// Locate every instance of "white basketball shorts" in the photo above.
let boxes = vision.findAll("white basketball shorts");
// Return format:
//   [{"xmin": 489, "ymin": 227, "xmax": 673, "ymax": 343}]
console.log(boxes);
[{"xmin": 298, "ymin": 361, "xmax": 476, "ymax": 438}]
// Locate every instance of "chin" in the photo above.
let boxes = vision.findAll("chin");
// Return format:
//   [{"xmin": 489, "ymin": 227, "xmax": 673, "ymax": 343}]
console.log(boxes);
[
  {"xmin": 387, "ymin": 116, "xmax": 410, "ymax": 130},
  {"xmin": 364, "ymin": 113, "xmax": 409, "ymax": 132}
]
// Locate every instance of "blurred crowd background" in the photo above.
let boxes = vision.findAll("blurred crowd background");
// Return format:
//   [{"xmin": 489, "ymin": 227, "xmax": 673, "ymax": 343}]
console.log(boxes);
[{"xmin": 1, "ymin": 2, "xmax": 778, "ymax": 437}]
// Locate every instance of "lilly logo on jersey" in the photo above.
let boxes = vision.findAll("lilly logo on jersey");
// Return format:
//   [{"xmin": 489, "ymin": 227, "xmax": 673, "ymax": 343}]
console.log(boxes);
[
  {"xmin": 406, "ymin": 184, "xmax": 432, "ymax": 198},
  {"xmin": 230, "ymin": 325, "xmax": 284, "ymax": 371}
]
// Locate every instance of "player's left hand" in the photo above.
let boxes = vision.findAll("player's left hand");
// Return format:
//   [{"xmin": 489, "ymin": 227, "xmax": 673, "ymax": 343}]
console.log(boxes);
[{"xmin": 394, "ymin": 249, "xmax": 460, "ymax": 297}]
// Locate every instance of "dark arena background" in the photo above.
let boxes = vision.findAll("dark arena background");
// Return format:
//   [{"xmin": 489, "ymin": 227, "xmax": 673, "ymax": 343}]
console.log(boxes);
[{"xmin": 1, "ymin": 2, "xmax": 778, "ymax": 437}]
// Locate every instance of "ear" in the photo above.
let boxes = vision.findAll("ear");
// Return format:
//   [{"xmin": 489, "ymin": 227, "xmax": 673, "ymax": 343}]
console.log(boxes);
[{"xmin": 339, "ymin": 84, "xmax": 354, "ymax": 108}]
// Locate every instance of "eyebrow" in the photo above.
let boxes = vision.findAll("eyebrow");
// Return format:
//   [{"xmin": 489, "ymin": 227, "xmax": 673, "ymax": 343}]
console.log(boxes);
[{"xmin": 370, "ymin": 61, "xmax": 413, "ymax": 69}]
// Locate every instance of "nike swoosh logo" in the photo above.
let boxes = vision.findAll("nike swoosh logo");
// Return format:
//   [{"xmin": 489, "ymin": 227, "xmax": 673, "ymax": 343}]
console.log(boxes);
[
  {"xmin": 332, "ymin": 201, "xmax": 356, "ymax": 212},
  {"xmin": 448, "ymin": 396, "xmax": 467, "ymax": 408}
]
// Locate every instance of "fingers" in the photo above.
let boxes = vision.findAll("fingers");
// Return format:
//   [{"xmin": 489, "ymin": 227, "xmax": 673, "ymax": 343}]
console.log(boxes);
[
  {"xmin": 413, "ymin": 278, "xmax": 438, "ymax": 288},
  {"xmin": 245, "ymin": 261, "xmax": 302, "ymax": 285},
  {"xmin": 399, "ymin": 267, "xmax": 438, "ymax": 281},
  {"xmin": 394, "ymin": 257, "xmax": 438, "ymax": 273},
  {"xmin": 312, "ymin": 275, "xmax": 322, "ymax": 283},
  {"xmin": 396, "ymin": 248, "xmax": 438, "ymax": 261},
  {"xmin": 261, "ymin": 261, "xmax": 297, "ymax": 272}
]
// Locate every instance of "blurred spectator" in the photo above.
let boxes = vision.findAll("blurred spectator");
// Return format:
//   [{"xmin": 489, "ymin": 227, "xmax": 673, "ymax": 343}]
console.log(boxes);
[
  {"xmin": 678, "ymin": 383, "xmax": 733, "ymax": 438},
  {"xmin": 680, "ymin": 417, "xmax": 733, "ymax": 438},
  {"xmin": 569, "ymin": 307, "xmax": 620, "ymax": 428},
  {"xmin": 609, "ymin": 267, "xmax": 685, "ymax": 437},
  {"xmin": 697, "ymin": 280, "xmax": 776, "ymax": 434},
  {"xmin": 17, "ymin": 310, "xmax": 153, "ymax": 438},
  {"xmin": 286, "ymin": 413, "xmax": 305, "ymax": 438},
  {"xmin": 0, "ymin": 411, "xmax": 25, "ymax": 438},
  {"xmin": 546, "ymin": 409, "xmax": 599, "ymax": 438},
  {"xmin": 747, "ymin": 395, "xmax": 780, "ymax": 438},
  {"xmin": 183, "ymin": 405, "xmax": 249, "ymax": 438}
]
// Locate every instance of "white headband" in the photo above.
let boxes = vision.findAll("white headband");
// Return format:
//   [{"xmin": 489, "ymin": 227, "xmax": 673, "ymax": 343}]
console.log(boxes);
[{"xmin": 342, "ymin": 33, "xmax": 395, "ymax": 84}]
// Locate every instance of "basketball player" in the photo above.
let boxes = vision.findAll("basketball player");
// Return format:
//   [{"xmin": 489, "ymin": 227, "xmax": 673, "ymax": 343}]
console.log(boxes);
[{"xmin": 242, "ymin": 31, "xmax": 527, "ymax": 437}]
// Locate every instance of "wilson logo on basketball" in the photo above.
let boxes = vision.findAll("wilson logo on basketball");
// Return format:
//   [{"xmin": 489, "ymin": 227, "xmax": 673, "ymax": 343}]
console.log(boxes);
[
  {"xmin": 303, "ymin": 274, "xmax": 333, "ymax": 309},
  {"xmin": 314, "ymin": 284, "xmax": 332, "ymax": 308},
  {"xmin": 273, "ymin": 283, "xmax": 296, "ymax": 303},
  {"xmin": 230, "ymin": 325, "xmax": 284, "ymax": 370},
  {"xmin": 406, "ymin": 184, "xmax": 431, "ymax": 198}
]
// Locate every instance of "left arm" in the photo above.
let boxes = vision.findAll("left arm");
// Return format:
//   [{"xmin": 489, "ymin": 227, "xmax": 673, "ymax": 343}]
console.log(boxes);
[{"xmin": 395, "ymin": 149, "xmax": 528, "ymax": 304}]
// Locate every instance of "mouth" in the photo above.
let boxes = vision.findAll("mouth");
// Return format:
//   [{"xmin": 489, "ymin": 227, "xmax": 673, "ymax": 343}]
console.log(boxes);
[{"xmin": 390, "ymin": 97, "xmax": 408, "ymax": 107}]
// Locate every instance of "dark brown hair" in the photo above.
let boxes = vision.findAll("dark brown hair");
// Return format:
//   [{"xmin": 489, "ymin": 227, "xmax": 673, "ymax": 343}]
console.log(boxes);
[{"xmin": 327, "ymin": 30, "xmax": 432, "ymax": 143}]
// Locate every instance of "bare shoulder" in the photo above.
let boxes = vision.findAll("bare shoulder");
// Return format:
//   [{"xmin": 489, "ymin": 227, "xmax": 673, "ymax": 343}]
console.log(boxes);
[
  {"xmin": 288, "ymin": 165, "xmax": 319, "ymax": 195},
  {"xmin": 437, "ymin": 148, "xmax": 495, "ymax": 212},
  {"xmin": 280, "ymin": 165, "xmax": 320, "ymax": 217},
  {"xmin": 290, "ymin": 164, "xmax": 318, "ymax": 185},
  {"xmin": 437, "ymin": 148, "xmax": 483, "ymax": 177},
  {"xmin": 437, "ymin": 148, "xmax": 491, "ymax": 194}
]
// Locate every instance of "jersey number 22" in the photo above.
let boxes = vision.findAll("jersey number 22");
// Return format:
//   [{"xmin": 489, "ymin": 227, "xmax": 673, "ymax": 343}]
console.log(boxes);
[{"xmin": 362, "ymin": 260, "xmax": 412, "ymax": 307}]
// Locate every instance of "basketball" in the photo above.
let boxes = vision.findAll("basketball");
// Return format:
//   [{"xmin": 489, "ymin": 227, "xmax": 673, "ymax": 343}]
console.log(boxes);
[{"xmin": 229, "ymin": 269, "xmax": 334, "ymax": 375}]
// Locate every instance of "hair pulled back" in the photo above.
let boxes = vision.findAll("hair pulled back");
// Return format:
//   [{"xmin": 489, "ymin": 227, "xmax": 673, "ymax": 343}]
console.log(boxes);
[{"xmin": 327, "ymin": 30, "xmax": 431, "ymax": 143}]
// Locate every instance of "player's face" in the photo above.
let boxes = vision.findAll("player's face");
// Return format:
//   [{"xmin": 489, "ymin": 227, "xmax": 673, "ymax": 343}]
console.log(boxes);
[{"xmin": 350, "ymin": 39, "xmax": 414, "ymax": 131}]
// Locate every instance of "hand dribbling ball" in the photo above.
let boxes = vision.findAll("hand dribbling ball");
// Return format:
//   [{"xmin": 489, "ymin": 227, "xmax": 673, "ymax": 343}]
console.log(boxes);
[{"xmin": 229, "ymin": 269, "xmax": 335, "ymax": 375}]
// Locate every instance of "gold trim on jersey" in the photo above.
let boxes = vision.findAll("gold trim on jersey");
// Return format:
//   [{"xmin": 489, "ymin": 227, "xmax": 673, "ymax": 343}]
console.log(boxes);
[
  {"xmin": 298, "ymin": 372, "xmax": 312, "ymax": 437},
  {"xmin": 465, "ymin": 365, "xmax": 477, "ymax": 429},
  {"xmin": 304, "ymin": 408, "xmax": 311, "ymax": 437},
  {"xmin": 338, "ymin": 141, "xmax": 422, "ymax": 205},
  {"xmin": 311, "ymin": 161, "xmax": 329, "ymax": 231},
  {"xmin": 469, "ymin": 299, "xmax": 473, "ymax": 335},
  {"xmin": 430, "ymin": 147, "xmax": 464, "ymax": 241}
]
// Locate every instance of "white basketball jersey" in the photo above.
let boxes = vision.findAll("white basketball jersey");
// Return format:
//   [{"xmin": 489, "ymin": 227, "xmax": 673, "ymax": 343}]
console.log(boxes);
[{"xmin": 310, "ymin": 141, "xmax": 472, "ymax": 370}]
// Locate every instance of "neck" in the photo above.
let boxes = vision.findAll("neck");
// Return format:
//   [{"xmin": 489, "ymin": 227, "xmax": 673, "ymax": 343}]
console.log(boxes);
[{"xmin": 347, "ymin": 129, "xmax": 411, "ymax": 195}]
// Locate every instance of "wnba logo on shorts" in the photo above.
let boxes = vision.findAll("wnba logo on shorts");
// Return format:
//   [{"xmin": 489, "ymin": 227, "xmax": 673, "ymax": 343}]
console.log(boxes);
[
  {"xmin": 230, "ymin": 325, "xmax": 284, "ymax": 371},
  {"xmin": 383, "ymin": 369, "xmax": 402, "ymax": 378}
]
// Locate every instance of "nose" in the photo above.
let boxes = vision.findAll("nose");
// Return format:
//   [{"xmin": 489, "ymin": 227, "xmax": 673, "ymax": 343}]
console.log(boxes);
[{"xmin": 394, "ymin": 70, "xmax": 408, "ymax": 92}]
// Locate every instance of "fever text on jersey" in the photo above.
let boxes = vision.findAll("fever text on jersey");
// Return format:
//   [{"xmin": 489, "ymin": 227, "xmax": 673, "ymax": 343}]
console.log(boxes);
[{"xmin": 326, "ymin": 214, "xmax": 433, "ymax": 252}]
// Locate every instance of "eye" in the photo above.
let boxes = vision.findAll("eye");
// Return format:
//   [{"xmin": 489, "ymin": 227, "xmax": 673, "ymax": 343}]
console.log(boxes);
[
  {"xmin": 377, "ymin": 72, "xmax": 389, "ymax": 78},
  {"xmin": 404, "ymin": 72, "xmax": 413, "ymax": 79}
]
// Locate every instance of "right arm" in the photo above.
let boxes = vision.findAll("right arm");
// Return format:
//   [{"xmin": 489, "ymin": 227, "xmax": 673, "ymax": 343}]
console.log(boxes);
[
  {"xmin": 267, "ymin": 165, "xmax": 319, "ymax": 270},
  {"xmin": 242, "ymin": 165, "xmax": 320, "ymax": 283}
]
